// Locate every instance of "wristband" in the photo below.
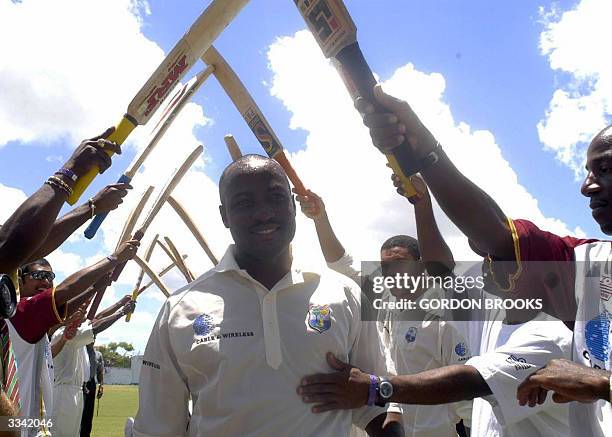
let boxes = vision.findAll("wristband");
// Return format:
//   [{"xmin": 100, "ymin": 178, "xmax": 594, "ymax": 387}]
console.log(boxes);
[
  {"xmin": 106, "ymin": 255, "xmax": 118, "ymax": 264},
  {"xmin": 367, "ymin": 374, "xmax": 378, "ymax": 406},
  {"xmin": 88, "ymin": 198, "xmax": 96, "ymax": 219},
  {"xmin": 55, "ymin": 168, "xmax": 77, "ymax": 182}
]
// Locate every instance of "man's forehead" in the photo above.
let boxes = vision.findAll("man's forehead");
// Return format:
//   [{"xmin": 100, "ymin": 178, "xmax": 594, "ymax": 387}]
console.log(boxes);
[{"xmin": 224, "ymin": 166, "xmax": 288, "ymax": 194}]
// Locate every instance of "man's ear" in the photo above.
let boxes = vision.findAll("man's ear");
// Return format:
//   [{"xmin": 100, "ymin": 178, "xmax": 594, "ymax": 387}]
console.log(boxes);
[{"xmin": 219, "ymin": 204, "xmax": 229, "ymax": 228}]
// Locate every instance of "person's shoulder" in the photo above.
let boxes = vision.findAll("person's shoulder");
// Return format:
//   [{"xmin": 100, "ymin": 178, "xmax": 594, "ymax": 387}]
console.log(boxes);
[
  {"xmin": 165, "ymin": 267, "xmax": 220, "ymax": 308},
  {"xmin": 318, "ymin": 267, "xmax": 361, "ymax": 299},
  {"xmin": 514, "ymin": 219, "xmax": 602, "ymax": 251}
]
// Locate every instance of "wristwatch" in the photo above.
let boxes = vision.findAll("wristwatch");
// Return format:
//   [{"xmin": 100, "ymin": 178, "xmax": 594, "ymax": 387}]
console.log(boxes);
[
  {"xmin": 418, "ymin": 142, "xmax": 441, "ymax": 171},
  {"xmin": 375, "ymin": 377, "xmax": 394, "ymax": 407}
]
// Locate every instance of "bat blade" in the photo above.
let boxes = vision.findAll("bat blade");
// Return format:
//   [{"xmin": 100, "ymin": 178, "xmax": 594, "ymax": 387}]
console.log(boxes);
[
  {"xmin": 69, "ymin": 0, "xmax": 249, "ymax": 204},
  {"xmin": 294, "ymin": 0, "xmax": 418, "ymax": 200},
  {"xmin": 224, "ymin": 134, "xmax": 243, "ymax": 161},
  {"xmin": 202, "ymin": 46, "xmax": 309, "ymax": 196}
]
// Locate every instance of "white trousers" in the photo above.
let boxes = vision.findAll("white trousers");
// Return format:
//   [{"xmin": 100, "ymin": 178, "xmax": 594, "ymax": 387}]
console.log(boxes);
[{"xmin": 52, "ymin": 385, "xmax": 83, "ymax": 437}]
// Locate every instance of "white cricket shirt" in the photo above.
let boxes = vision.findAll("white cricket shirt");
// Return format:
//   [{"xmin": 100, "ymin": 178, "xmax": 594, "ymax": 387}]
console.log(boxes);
[
  {"xmin": 134, "ymin": 246, "xmax": 395, "ymax": 437},
  {"xmin": 50, "ymin": 326, "xmax": 94, "ymax": 386}
]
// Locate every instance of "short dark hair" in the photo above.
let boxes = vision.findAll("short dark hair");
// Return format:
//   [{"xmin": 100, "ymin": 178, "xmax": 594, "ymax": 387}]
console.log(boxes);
[
  {"xmin": 380, "ymin": 235, "xmax": 420, "ymax": 260},
  {"xmin": 219, "ymin": 154, "xmax": 290, "ymax": 200},
  {"xmin": 19, "ymin": 258, "xmax": 51, "ymax": 277}
]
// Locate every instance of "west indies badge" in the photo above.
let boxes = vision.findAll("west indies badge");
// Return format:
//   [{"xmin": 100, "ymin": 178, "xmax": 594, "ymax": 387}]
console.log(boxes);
[{"xmin": 307, "ymin": 304, "xmax": 332, "ymax": 333}]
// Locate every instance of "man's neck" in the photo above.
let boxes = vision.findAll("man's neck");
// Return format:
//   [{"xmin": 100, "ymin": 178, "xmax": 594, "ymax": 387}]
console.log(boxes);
[{"xmin": 234, "ymin": 248, "xmax": 292, "ymax": 290}]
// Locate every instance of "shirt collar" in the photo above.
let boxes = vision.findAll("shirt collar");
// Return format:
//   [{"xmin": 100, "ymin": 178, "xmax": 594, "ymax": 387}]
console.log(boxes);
[{"xmin": 213, "ymin": 245, "xmax": 312, "ymax": 289}]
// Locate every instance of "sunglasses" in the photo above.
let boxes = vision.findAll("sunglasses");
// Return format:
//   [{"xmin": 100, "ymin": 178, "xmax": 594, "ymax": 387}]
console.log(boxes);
[{"xmin": 24, "ymin": 270, "xmax": 55, "ymax": 282}]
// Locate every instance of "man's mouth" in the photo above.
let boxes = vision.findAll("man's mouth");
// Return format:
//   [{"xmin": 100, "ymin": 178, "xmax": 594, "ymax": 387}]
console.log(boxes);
[
  {"xmin": 590, "ymin": 200, "xmax": 608, "ymax": 211},
  {"xmin": 251, "ymin": 223, "xmax": 280, "ymax": 235}
]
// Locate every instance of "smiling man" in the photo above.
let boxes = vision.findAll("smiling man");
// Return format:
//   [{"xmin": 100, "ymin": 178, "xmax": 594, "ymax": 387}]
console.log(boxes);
[{"xmin": 133, "ymin": 155, "xmax": 402, "ymax": 437}]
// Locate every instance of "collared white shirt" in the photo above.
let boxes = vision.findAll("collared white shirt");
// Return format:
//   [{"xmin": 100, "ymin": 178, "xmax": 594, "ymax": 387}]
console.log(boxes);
[
  {"xmin": 50, "ymin": 326, "xmax": 94, "ymax": 387},
  {"xmin": 330, "ymin": 252, "xmax": 470, "ymax": 437},
  {"xmin": 134, "ymin": 246, "xmax": 395, "ymax": 437}
]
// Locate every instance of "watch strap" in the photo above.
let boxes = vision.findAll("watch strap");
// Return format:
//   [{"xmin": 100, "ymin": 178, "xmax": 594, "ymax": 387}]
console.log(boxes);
[{"xmin": 367, "ymin": 374, "xmax": 378, "ymax": 406}]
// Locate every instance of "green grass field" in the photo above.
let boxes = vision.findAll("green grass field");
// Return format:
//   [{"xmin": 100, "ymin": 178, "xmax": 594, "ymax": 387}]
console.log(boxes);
[{"xmin": 91, "ymin": 385, "xmax": 138, "ymax": 437}]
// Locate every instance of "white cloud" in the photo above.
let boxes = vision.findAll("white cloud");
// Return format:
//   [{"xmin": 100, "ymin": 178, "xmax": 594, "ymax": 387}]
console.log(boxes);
[
  {"xmin": 0, "ymin": 183, "xmax": 27, "ymax": 224},
  {"xmin": 537, "ymin": 0, "xmax": 612, "ymax": 177},
  {"xmin": 267, "ymin": 31, "xmax": 581, "ymax": 265}
]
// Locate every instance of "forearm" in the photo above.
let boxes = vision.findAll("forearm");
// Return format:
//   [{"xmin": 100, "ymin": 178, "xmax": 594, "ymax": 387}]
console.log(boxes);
[
  {"xmin": 55, "ymin": 258, "xmax": 117, "ymax": 306},
  {"xmin": 365, "ymin": 412, "xmax": 404, "ymax": 437},
  {"xmin": 51, "ymin": 335, "xmax": 68, "ymax": 358},
  {"xmin": 94, "ymin": 301, "xmax": 123, "ymax": 320},
  {"xmin": 65, "ymin": 286, "xmax": 99, "ymax": 316},
  {"xmin": 92, "ymin": 311, "xmax": 124, "ymax": 334},
  {"xmin": 414, "ymin": 199, "xmax": 454, "ymax": 272},
  {"xmin": 421, "ymin": 151, "xmax": 514, "ymax": 259},
  {"xmin": 0, "ymin": 183, "xmax": 67, "ymax": 273},
  {"xmin": 390, "ymin": 365, "xmax": 490, "ymax": 405},
  {"xmin": 313, "ymin": 212, "xmax": 345, "ymax": 263},
  {"xmin": 28, "ymin": 203, "xmax": 91, "ymax": 261}
]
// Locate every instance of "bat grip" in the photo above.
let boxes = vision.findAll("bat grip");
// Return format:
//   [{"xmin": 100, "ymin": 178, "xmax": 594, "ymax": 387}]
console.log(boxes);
[
  {"xmin": 86, "ymin": 287, "xmax": 105, "ymax": 320},
  {"xmin": 84, "ymin": 173, "xmax": 133, "ymax": 239},
  {"xmin": 335, "ymin": 43, "xmax": 419, "ymax": 200},
  {"xmin": 67, "ymin": 116, "xmax": 136, "ymax": 205},
  {"xmin": 125, "ymin": 288, "xmax": 138, "ymax": 323},
  {"xmin": 110, "ymin": 229, "xmax": 144, "ymax": 282}
]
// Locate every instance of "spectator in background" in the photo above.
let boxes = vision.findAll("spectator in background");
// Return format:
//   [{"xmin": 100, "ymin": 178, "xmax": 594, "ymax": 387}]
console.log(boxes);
[{"xmin": 79, "ymin": 341, "xmax": 104, "ymax": 437}]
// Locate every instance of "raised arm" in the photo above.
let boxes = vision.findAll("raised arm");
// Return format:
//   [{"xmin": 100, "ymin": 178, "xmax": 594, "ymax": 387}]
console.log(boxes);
[
  {"xmin": 92, "ymin": 300, "xmax": 135, "ymax": 335},
  {"xmin": 293, "ymin": 189, "xmax": 345, "ymax": 263},
  {"xmin": 54, "ymin": 240, "xmax": 139, "ymax": 308},
  {"xmin": 94, "ymin": 295, "xmax": 131, "ymax": 320},
  {"xmin": 356, "ymin": 87, "xmax": 515, "ymax": 260},
  {"xmin": 28, "ymin": 183, "xmax": 131, "ymax": 261},
  {"xmin": 0, "ymin": 128, "xmax": 121, "ymax": 274}
]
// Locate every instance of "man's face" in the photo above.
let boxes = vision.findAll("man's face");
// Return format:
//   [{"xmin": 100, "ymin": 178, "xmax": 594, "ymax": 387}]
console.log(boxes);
[
  {"xmin": 582, "ymin": 136, "xmax": 612, "ymax": 234},
  {"xmin": 20, "ymin": 263, "xmax": 54, "ymax": 298},
  {"xmin": 380, "ymin": 246, "xmax": 424, "ymax": 299},
  {"xmin": 220, "ymin": 168, "xmax": 296, "ymax": 262}
]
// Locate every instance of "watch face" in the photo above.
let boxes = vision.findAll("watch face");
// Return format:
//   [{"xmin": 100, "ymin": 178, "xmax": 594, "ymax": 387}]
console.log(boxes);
[{"xmin": 380, "ymin": 381, "xmax": 393, "ymax": 398}]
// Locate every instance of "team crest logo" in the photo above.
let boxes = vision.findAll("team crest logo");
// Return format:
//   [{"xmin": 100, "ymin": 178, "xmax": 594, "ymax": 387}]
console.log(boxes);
[
  {"xmin": 193, "ymin": 313, "xmax": 215, "ymax": 337},
  {"xmin": 405, "ymin": 327, "xmax": 418, "ymax": 343},
  {"xmin": 455, "ymin": 342, "xmax": 469, "ymax": 357},
  {"xmin": 600, "ymin": 274, "xmax": 612, "ymax": 302},
  {"xmin": 307, "ymin": 304, "xmax": 332, "ymax": 333}
]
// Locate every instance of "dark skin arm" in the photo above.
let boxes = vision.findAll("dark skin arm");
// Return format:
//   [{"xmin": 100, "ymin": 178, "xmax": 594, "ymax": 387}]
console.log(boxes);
[
  {"xmin": 297, "ymin": 353, "xmax": 490, "ymax": 411},
  {"xmin": 293, "ymin": 189, "xmax": 345, "ymax": 263},
  {"xmin": 93, "ymin": 295, "xmax": 131, "ymax": 320},
  {"xmin": 0, "ymin": 128, "xmax": 120, "ymax": 274},
  {"xmin": 27, "ymin": 183, "xmax": 131, "ymax": 262},
  {"xmin": 54, "ymin": 240, "xmax": 139, "ymax": 309},
  {"xmin": 91, "ymin": 301, "xmax": 135, "ymax": 335},
  {"xmin": 356, "ymin": 86, "xmax": 515, "ymax": 260}
]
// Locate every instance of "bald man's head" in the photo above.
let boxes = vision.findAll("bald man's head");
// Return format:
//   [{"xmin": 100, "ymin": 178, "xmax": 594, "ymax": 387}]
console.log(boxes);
[
  {"xmin": 218, "ymin": 155, "xmax": 296, "ymax": 262},
  {"xmin": 583, "ymin": 125, "xmax": 612, "ymax": 234}
]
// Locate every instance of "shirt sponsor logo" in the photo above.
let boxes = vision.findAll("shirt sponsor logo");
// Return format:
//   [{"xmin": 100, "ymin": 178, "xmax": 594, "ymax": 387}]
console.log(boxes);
[
  {"xmin": 307, "ymin": 304, "xmax": 332, "ymax": 333},
  {"xmin": 193, "ymin": 313, "xmax": 215, "ymax": 337},
  {"xmin": 584, "ymin": 311, "xmax": 610, "ymax": 363},
  {"xmin": 505, "ymin": 354, "xmax": 534, "ymax": 371},
  {"xmin": 455, "ymin": 342, "xmax": 469, "ymax": 357},
  {"xmin": 405, "ymin": 327, "xmax": 418, "ymax": 343},
  {"xmin": 194, "ymin": 331, "xmax": 254, "ymax": 344},
  {"xmin": 142, "ymin": 360, "xmax": 160, "ymax": 370}
]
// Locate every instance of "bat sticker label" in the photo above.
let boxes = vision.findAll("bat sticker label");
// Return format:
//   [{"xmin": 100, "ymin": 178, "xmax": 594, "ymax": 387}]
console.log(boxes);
[
  {"xmin": 296, "ymin": 0, "xmax": 354, "ymax": 57},
  {"xmin": 246, "ymin": 112, "xmax": 281, "ymax": 157},
  {"xmin": 142, "ymin": 54, "xmax": 190, "ymax": 117}
]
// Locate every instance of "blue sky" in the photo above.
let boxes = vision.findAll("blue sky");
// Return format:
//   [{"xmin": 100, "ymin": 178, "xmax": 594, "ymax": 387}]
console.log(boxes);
[{"xmin": 1, "ymin": 0, "xmax": 609, "ymax": 351}]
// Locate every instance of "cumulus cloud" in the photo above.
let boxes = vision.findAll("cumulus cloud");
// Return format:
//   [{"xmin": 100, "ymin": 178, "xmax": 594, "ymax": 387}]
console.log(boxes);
[
  {"xmin": 537, "ymin": 0, "xmax": 612, "ymax": 177},
  {"xmin": 267, "ymin": 31, "xmax": 581, "ymax": 265}
]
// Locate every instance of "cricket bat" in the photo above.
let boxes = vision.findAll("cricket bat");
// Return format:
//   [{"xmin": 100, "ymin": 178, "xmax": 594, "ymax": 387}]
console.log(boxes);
[
  {"xmin": 68, "ymin": 0, "xmax": 250, "ymax": 205},
  {"xmin": 202, "ymin": 46, "xmax": 309, "ymax": 196},
  {"xmin": 224, "ymin": 134, "xmax": 243, "ymax": 161},
  {"xmin": 293, "ymin": 0, "xmax": 418, "ymax": 200},
  {"xmin": 83, "ymin": 65, "xmax": 215, "ymax": 238}
]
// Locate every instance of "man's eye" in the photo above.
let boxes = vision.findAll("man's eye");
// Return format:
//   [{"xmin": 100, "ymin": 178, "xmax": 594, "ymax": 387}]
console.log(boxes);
[
  {"xmin": 600, "ymin": 165, "xmax": 610, "ymax": 174},
  {"xmin": 233, "ymin": 199, "xmax": 252, "ymax": 208}
]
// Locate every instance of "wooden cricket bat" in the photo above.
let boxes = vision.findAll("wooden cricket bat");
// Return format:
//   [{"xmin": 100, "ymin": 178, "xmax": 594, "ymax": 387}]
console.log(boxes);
[
  {"xmin": 84, "ymin": 66, "xmax": 215, "ymax": 238},
  {"xmin": 133, "ymin": 255, "xmax": 170, "ymax": 297},
  {"xmin": 163, "ymin": 236, "xmax": 194, "ymax": 282},
  {"xmin": 68, "ymin": 0, "xmax": 250, "ymax": 205},
  {"xmin": 202, "ymin": 46, "xmax": 309, "ymax": 196},
  {"xmin": 136, "ymin": 255, "xmax": 188, "ymax": 297},
  {"xmin": 110, "ymin": 145, "xmax": 204, "ymax": 282},
  {"xmin": 293, "ymin": 0, "xmax": 418, "ymax": 201},
  {"xmin": 125, "ymin": 234, "xmax": 159, "ymax": 322},
  {"xmin": 224, "ymin": 134, "xmax": 243, "ymax": 161},
  {"xmin": 167, "ymin": 195, "xmax": 218, "ymax": 265}
]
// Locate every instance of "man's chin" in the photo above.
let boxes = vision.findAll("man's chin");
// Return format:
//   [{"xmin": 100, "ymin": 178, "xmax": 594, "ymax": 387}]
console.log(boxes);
[{"xmin": 596, "ymin": 217, "xmax": 612, "ymax": 236}]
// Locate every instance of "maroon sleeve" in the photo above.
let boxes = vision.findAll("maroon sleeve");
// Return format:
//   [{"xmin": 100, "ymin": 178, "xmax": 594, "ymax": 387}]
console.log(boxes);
[
  {"xmin": 10, "ymin": 288, "xmax": 64, "ymax": 343},
  {"xmin": 508, "ymin": 219, "xmax": 599, "ymax": 322}
]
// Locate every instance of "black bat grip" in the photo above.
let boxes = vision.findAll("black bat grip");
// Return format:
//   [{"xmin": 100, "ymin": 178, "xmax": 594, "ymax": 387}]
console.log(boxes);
[{"xmin": 335, "ymin": 42, "xmax": 420, "ymax": 176}]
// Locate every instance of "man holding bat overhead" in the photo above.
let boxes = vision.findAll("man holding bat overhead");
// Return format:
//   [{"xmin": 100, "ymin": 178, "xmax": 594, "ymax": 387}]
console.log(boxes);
[
  {"xmin": 134, "ymin": 155, "xmax": 402, "ymax": 436},
  {"xmin": 320, "ymin": 86, "xmax": 611, "ymax": 436}
]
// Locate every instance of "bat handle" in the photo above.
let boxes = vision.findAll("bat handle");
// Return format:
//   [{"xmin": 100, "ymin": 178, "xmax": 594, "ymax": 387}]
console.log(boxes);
[
  {"xmin": 67, "ymin": 116, "xmax": 136, "ymax": 205},
  {"xmin": 110, "ymin": 230, "xmax": 144, "ymax": 282},
  {"xmin": 86, "ymin": 288, "xmax": 105, "ymax": 320},
  {"xmin": 84, "ymin": 173, "xmax": 133, "ymax": 239},
  {"xmin": 125, "ymin": 287, "xmax": 139, "ymax": 322}
]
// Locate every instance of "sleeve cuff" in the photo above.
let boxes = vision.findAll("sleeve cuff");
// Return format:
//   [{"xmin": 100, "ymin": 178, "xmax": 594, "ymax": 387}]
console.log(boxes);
[{"xmin": 51, "ymin": 287, "xmax": 67, "ymax": 324}]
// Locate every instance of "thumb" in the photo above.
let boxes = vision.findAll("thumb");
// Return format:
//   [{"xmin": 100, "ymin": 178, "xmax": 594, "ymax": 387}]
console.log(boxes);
[
  {"xmin": 373, "ymin": 84, "xmax": 408, "ymax": 113},
  {"xmin": 551, "ymin": 392, "xmax": 573, "ymax": 403},
  {"xmin": 91, "ymin": 126, "xmax": 115, "ymax": 141},
  {"xmin": 327, "ymin": 352, "xmax": 349, "ymax": 371}
]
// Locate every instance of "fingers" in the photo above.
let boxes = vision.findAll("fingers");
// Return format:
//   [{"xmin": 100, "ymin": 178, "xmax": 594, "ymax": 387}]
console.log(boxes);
[
  {"xmin": 311, "ymin": 402, "xmax": 339, "ymax": 414},
  {"xmin": 297, "ymin": 383, "xmax": 339, "ymax": 396},
  {"xmin": 551, "ymin": 392, "xmax": 572, "ymax": 403},
  {"xmin": 301, "ymin": 372, "xmax": 343, "ymax": 386},
  {"xmin": 362, "ymin": 113, "xmax": 399, "ymax": 129},
  {"xmin": 354, "ymin": 97, "xmax": 375, "ymax": 115},
  {"xmin": 326, "ymin": 352, "xmax": 348, "ymax": 371},
  {"xmin": 301, "ymin": 393, "xmax": 337, "ymax": 404},
  {"xmin": 373, "ymin": 84, "xmax": 411, "ymax": 113},
  {"xmin": 90, "ymin": 126, "xmax": 115, "ymax": 141}
]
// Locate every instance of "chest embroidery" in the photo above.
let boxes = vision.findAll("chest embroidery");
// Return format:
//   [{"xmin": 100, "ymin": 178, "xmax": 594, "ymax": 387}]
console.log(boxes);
[{"xmin": 307, "ymin": 304, "xmax": 332, "ymax": 333}]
